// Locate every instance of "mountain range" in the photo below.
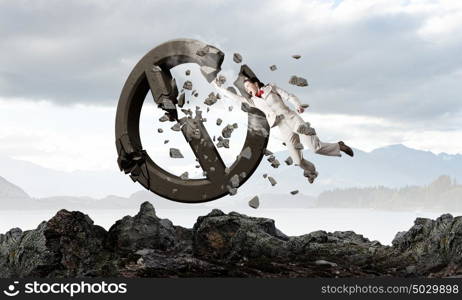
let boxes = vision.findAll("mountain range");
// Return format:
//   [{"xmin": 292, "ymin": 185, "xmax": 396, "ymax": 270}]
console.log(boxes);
[{"xmin": 0, "ymin": 144, "xmax": 461, "ymax": 210}]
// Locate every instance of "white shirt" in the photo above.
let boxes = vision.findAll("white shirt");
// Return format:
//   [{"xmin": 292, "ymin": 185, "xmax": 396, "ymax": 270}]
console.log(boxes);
[{"xmin": 213, "ymin": 82, "xmax": 304, "ymax": 127}]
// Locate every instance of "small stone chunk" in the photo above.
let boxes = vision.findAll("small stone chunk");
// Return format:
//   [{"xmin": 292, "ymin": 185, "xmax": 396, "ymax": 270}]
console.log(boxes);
[
  {"xmin": 268, "ymin": 176, "xmax": 277, "ymax": 186},
  {"xmin": 169, "ymin": 148, "xmax": 184, "ymax": 158},
  {"xmin": 248, "ymin": 196, "xmax": 260, "ymax": 209},
  {"xmin": 233, "ymin": 53, "xmax": 243, "ymax": 63},
  {"xmin": 289, "ymin": 76, "xmax": 308, "ymax": 87}
]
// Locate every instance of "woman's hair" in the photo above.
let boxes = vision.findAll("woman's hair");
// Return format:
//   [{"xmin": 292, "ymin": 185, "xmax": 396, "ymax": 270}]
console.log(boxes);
[{"xmin": 244, "ymin": 77, "xmax": 264, "ymax": 88}]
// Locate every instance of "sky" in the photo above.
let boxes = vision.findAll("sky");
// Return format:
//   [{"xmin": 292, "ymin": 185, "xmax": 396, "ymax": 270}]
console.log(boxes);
[{"xmin": 0, "ymin": 0, "xmax": 461, "ymax": 173}]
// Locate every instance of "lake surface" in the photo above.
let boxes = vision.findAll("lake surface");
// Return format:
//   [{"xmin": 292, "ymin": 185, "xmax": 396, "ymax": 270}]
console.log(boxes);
[{"xmin": 0, "ymin": 208, "xmax": 459, "ymax": 245}]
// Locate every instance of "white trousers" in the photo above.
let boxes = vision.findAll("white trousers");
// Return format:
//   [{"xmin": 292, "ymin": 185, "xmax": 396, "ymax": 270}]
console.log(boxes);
[{"xmin": 275, "ymin": 112, "xmax": 341, "ymax": 174}]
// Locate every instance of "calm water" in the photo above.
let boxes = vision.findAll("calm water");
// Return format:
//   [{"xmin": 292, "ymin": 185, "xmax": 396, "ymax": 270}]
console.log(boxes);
[{"xmin": 0, "ymin": 208, "xmax": 458, "ymax": 245}]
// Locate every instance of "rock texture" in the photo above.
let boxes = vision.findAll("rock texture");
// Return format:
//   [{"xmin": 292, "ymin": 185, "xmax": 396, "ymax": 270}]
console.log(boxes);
[{"xmin": 1, "ymin": 203, "xmax": 462, "ymax": 278}]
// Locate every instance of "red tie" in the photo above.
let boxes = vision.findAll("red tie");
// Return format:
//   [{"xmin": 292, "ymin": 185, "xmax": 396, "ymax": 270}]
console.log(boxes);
[{"xmin": 256, "ymin": 89, "xmax": 264, "ymax": 97}]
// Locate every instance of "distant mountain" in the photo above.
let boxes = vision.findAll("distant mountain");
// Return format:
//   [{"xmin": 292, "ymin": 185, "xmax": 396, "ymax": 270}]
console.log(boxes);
[
  {"xmin": 315, "ymin": 175, "xmax": 462, "ymax": 211},
  {"xmin": 0, "ymin": 176, "xmax": 30, "ymax": 200},
  {"xmin": 0, "ymin": 144, "xmax": 461, "ymax": 200},
  {"xmin": 0, "ymin": 154, "xmax": 139, "ymax": 198},
  {"xmin": 243, "ymin": 144, "xmax": 462, "ymax": 197}
]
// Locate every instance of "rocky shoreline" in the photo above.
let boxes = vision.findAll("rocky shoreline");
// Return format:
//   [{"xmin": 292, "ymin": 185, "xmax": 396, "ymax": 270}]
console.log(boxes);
[{"xmin": 1, "ymin": 202, "xmax": 461, "ymax": 278}]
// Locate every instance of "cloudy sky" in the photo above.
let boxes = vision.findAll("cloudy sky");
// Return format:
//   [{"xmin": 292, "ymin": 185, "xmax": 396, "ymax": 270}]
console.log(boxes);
[{"xmin": 0, "ymin": 0, "xmax": 461, "ymax": 173}]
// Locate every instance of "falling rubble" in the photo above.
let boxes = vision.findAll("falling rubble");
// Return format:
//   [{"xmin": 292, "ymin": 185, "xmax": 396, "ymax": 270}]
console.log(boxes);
[
  {"xmin": 233, "ymin": 53, "xmax": 243, "ymax": 63},
  {"xmin": 169, "ymin": 148, "xmax": 184, "ymax": 159},
  {"xmin": 268, "ymin": 176, "xmax": 277, "ymax": 186},
  {"xmin": 289, "ymin": 76, "xmax": 308, "ymax": 87},
  {"xmin": 248, "ymin": 196, "xmax": 260, "ymax": 209}
]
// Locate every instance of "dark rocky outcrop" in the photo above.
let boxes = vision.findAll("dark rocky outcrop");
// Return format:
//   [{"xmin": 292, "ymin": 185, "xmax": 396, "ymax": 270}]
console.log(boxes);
[{"xmin": 1, "ymin": 202, "xmax": 462, "ymax": 278}]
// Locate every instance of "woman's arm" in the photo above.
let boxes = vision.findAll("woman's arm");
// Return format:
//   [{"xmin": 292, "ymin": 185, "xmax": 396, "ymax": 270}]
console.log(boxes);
[{"xmin": 272, "ymin": 84, "xmax": 308, "ymax": 112}]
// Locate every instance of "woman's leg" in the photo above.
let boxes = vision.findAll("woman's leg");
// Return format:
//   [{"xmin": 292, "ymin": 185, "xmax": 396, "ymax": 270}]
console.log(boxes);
[
  {"xmin": 276, "ymin": 120, "xmax": 318, "ymax": 183},
  {"xmin": 286, "ymin": 113, "xmax": 341, "ymax": 157}
]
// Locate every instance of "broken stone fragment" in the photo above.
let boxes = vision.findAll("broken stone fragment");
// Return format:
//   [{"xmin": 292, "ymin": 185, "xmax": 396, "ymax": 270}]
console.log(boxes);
[
  {"xmin": 268, "ymin": 176, "xmax": 277, "ymax": 186},
  {"xmin": 222, "ymin": 124, "xmax": 235, "ymax": 138},
  {"xmin": 240, "ymin": 146, "xmax": 252, "ymax": 160},
  {"xmin": 269, "ymin": 65, "xmax": 277, "ymax": 71},
  {"xmin": 216, "ymin": 118, "xmax": 222, "ymax": 126},
  {"xmin": 233, "ymin": 53, "xmax": 243, "ymax": 63},
  {"xmin": 289, "ymin": 76, "xmax": 308, "ymax": 87},
  {"xmin": 169, "ymin": 148, "xmax": 184, "ymax": 158},
  {"xmin": 232, "ymin": 123, "xmax": 238, "ymax": 129},
  {"xmin": 196, "ymin": 45, "xmax": 210, "ymax": 56},
  {"xmin": 267, "ymin": 155, "xmax": 276, "ymax": 162},
  {"xmin": 230, "ymin": 174, "xmax": 240, "ymax": 188},
  {"xmin": 204, "ymin": 92, "xmax": 219, "ymax": 106},
  {"xmin": 216, "ymin": 139, "xmax": 229, "ymax": 148},
  {"xmin": 159, "ymin": 114, "xmax": 170, "ymax": 122},
  {"xmin": 297, "ymin": 123, "xmax": 316, "ymax": 136},
  {"xmin": 263, "ymin": 174, "xmax": 267, "ymax": 178},
  {"xmin": 241, "ymin": 102, "xmax": 251, "ymax": 112},
  {"xmin": 183, "ymin": 80, "xmax": 193, "ymax": 90},
  {"xmin": 216, "ymin": 75, "xmax": 226, "ymax": 87},
  {"xmin": 271, "ymin": 160, "xmax": 280, "ymax": 168},
  {"xmin": 248, "ymin": 196, "xmax": 259, "ymax": 209},
  {"xmin": 264, "ymin": 149, "xmax": 273, "ymax": 156},
  {"xmin": 185, "ymin": 69, "xmax": 191, "ymax": 76},
  {"xmin": 178, "ymin": 93, "xmax": 186, "ymax": 108},
  {"xmin": 157, "ymin": 128, "xmax": 163, "ymax": 133},
  {"xmin": 164, "ymin": 140, "xmax": 169, "ymax": 144},
  {"xmin": 181, "ymin": 108, "xmax": 192, "ymax": 117},
  {"xmin": 180, "ymin": 172, "xmax": 189, "ymax": 180},
  {"xmin": 171, "ymin": 122, "xmax": 181, "ymax": 132},
  {"xmin": 285, "ymin": 157, "xmax": 293, "ymax": 165},
  {"xmin": 228, "ymin": 106, "xmax": 233, "ymax": 112},
  {"xmin": 295, "ymin": 143, "xmax": 304, "ymax": 150},
  {"xmin": 227, "ymin": 186, "xmax": 237, "ymax": 196},
  {"xmin": 227, "ymin": 86, "xmax": 237, "ymax": 94},
  {"xmin": 290, "ymin": 190, "xmax": 299, "ymax": 195},
  {"xmin": 162, "ymin": 98, "xmax": 176, "ymax": 110},
  {"xmin": 193, "ymin": 92, "xmax": 199, "ymax": 97},
  {"xmin": 292, "ymin": 54, "xmax": 301, "ymax": 59}
]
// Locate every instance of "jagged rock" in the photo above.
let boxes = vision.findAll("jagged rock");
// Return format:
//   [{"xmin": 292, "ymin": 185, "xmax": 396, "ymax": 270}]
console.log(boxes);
[
  {"xmin": 159, "ymin": 114, "xmax": 169, "ymax": 122},
  {"xmin": 290, "ymin": 190, "xmax": 299, "ymax": 195},
  {"xmin": 157, "ymin": 128, "xmax": 163, "ymax": 133},
  {"xmin": 106, "ymin": 202, "xmax": 177, "ymax": 254},
  {"xmin": 268, "ymin": 176, "xmax": 277, "ymax": 186},
  {"xmin": 233, "ymin": 53, "xmax": 242, "ymax": 63},
  {"xmin": 204, "ymin": 92, "xmax": 219, "ymax": 106},
  {"xmin": 216, "ymin": 75, "xmax": 226, "ymax": 87},
  {"xmin": 269, "ymin": 65, "xmax": 277, "ymax": 71},
  {"xmin": 248, "ymin": 196, "xmax": 260, "ymax": 209},
  {"xmin": 178, "ymin": 93, "xmax": 186, "ymax": 107},
  {"xmin": 292, "ymin": 54, "xmax": 301, "ymax": 59},
  {"xmin": 289, "ymin": 76, "xmax": 308, "ymax": 87},
  {"xmin": 171, "ymin": 123, "xmax": 181, "ymax": 132},
  {"xmin": 1, "ymin": 205, "xmax": 460, "ymax": 278},
  {"xmin": 183, "ymin": 81, "xmax": 193, "ymax": 90},
  {"xmin": 222, "ymin": 124, "xmax": 235, "ymax": 138},
  {"xmin": 169, "ymin": 148, "xmax": 184, "ymax": 159},
  {"xmin": 285, "ymin": 157, "xmax": 293, "ymax": 165},
  {"xmin": 185, "ymin": 70, "xmax": 191, "ymax": 76}
]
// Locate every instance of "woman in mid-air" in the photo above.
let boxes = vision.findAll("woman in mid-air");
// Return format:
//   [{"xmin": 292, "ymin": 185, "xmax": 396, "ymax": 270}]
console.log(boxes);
[{"xmin": 212, "ymin": 76, "xmax": 353, "ymax": 183}]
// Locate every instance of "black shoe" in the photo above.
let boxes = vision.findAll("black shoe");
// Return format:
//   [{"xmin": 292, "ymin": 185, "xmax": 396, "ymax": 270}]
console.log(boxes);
[{"xmin": 339, "ymin": 141, "xmax": 354, "ymax": 157}]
